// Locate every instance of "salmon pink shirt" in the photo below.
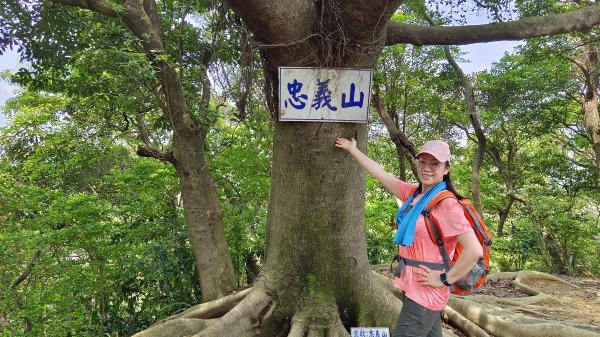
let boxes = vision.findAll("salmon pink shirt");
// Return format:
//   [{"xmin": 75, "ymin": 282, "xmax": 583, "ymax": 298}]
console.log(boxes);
[{"xmin": 393, "ymin": 180, "xmax": 473, "ymax": 311}]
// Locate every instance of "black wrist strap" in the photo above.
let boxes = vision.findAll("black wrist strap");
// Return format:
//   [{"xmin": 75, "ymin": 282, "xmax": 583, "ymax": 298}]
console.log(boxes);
[{"xmin": 440, "ymin": 272, "xmax": 452, "ymax": 286}]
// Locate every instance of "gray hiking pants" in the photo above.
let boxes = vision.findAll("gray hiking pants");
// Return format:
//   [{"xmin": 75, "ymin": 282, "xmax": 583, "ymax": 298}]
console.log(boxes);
[{"xmin": 392, "ymin": 296, "xmax": 443, "ymax": 337}]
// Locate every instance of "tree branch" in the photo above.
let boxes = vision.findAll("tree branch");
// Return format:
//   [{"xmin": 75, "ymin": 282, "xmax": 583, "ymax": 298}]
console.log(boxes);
[
  {"xmin": 371, "ymin": 88, "xmax": 418, "ymax": 176},
  {"xmin": 51, "ymin": 0, "xmax": 119, "ymax": 17},
  {"xmin": 386, "ymin": 5, "xmax": 600, "ymax": 46},
  {"xmin": 508, "ymin": 191, "xmax": 528, "ymax": 204},
  {"xmin": 136, "ymin": 145, "xmax": 174, "ymax": 164},
  {"xmin": 11, "ymin": 250, "xmax": 41, "ymax": 289}
]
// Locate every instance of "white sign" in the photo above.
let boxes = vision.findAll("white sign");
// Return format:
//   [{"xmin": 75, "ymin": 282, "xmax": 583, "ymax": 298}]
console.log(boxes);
[
  {"xmin": 350, "ymin": 327, "xmax": 390, "ymax": 337},
  {"xmin": 279, "ymin": 67, "xmax": 372, "ymax": 123}
]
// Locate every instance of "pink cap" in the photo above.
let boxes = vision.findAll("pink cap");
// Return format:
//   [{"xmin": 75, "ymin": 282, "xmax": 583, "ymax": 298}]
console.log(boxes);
[{"xmin": 416, "ymin": 140, "xmax": 451, "ymax": 163}]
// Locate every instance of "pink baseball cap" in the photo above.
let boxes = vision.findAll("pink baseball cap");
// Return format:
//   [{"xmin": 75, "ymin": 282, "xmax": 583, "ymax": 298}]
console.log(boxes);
[{"xmin": 416, "ymin": 140, "xmax": 451, "ymax": 163}]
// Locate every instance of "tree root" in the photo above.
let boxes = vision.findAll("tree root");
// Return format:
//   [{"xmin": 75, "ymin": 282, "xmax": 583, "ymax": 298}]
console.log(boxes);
[
  {"xmin": 360, "ymin": 272, "xmax": 403, "ymax": 328},
  {"xmin": 192, "ymin": 282, "xmax": 275, "ymax": 337},
  {"xmin": 448, "ymin": 296, "xmax": 600, "ymax": 337},
  {"xmin": 131, "ymin": 318, "xmax": 209, "ymax": 337},
  {"xmin": 288, "ymin": 314, "xmax": 307, "ymax": 337},
  {"xmin": 441, "ymin": 269, "xmax": 600, "ymax": 336},
  {"xmin": 513, "ymin": 270, "xmax": 581, "ymax": 296},
  {"xmin": 467, "ymin": 293, "xmax": 560, "ymax": 309},
  {"xmin": 131, "ymin": 282, "xmax": 274, "ymax": 337},
  {"xmin": 161, "ymin": 287, "xmax": 253, "ymax": 322},
  {"xmin": 330, "ymin": 316, "xmax": 351, "ymax": 337},
  {"xmin": 372, "ymin": 270, "xmax": 404, "ymax": 300},
  {"xmin": 443, "ymin": 306, "xmax": 490, "ymax": 337},
  {"xmin": 286, "ymin": 308, "xmax": 350, "ymax": 337},
  {"xmin": 136, "ymin": 269, "xmax": 600, "ymax": 337}
]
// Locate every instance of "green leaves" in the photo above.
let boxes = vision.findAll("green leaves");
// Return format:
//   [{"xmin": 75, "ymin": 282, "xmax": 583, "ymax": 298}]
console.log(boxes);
[{"xmin": 0, "ymin": 92, "xmax": 200, "ymax": 335}]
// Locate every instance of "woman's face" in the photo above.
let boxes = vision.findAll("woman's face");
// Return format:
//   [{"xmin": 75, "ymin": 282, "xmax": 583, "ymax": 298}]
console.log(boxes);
[{"xmin": 417, "ymin": 153, "xmax": 449, "ymax": 191}]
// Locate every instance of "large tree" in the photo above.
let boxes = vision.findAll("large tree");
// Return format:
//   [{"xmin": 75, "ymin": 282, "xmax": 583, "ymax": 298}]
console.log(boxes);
[
  {"xmin": 5, "ymin": 1, "xmax": 600, "ymax": 336},
  {"xmin": 2, "ymin": 0, "xmax": 239, "ymax": 302}
]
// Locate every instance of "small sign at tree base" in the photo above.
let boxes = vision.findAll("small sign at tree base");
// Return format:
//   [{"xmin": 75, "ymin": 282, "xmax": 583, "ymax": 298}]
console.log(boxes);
[{"xmin": 350, "ymin": 327, "xmax": 390, "ymax": 337}]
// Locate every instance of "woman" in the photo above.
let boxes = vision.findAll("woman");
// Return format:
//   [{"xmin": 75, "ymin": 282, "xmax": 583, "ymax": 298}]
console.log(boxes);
[{"xmin": 335, "ymin": 137, "xmax": 482, "ymax": 337}]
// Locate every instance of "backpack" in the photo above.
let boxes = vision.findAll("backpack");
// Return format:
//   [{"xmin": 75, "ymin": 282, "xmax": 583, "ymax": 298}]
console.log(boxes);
[{"xmin": 391, "ymin": 189, "xmax": 492, "ymax": 295}]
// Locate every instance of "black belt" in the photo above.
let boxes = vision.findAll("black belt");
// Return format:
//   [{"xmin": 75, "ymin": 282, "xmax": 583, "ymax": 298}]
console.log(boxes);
[{"xmin": 390, "ymin": 254, "xmax": 445, "ymax": 277}]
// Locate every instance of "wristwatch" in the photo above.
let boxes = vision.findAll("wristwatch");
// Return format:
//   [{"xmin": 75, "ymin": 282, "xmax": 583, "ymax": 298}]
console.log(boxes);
[{"xmin": 440, "ymin": 273, "xmax": 453, "ymax": 286}]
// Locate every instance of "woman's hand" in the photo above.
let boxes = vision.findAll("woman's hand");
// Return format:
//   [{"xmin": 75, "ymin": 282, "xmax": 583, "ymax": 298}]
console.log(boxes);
[
  {"xmin": 335, "ymin": 137, "xmax": 357, "ymax": 152},
  {"xmin": 415, "ymin": 265, "xmax": 445, "ymax": 288}
]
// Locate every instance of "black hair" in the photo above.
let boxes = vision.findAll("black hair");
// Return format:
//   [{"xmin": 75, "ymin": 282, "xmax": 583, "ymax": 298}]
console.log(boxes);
[{"xmin": 416, "ymin": 161, "xmax": 466, "ymax": 200}]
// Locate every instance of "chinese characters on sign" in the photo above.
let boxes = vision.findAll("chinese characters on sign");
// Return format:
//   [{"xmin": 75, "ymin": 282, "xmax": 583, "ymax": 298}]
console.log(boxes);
[
  {"xmin": 279, "ymin": 67, "xmax": 372, "ymax": 122},
  {"xmin": 350, "ymin": 327, "xmax": 390, "ymax": 337}
]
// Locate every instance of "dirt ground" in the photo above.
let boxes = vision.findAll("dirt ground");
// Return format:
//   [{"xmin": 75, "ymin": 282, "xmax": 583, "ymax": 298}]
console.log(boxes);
[
  {"xmin": 480, "ymin": 275, "xmax": 600, "ymax": 325},
  {"xmin": 454, "ymin": 274, "xmax": 600, "ymax": 336},
  {"xmin": 377, "ymin": 268, "xmax": 600, "ymax": 336}
]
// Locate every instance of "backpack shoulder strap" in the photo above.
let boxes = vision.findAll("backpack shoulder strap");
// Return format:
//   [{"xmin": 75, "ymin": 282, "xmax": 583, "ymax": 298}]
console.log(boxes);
[
  {"xmin": 424, "ymin": 190, "xmax": 456, "ymax": 213},
  {"xmin": 462, "ymin": 201, "xmax": 492, "ymax": 245},
  {"xmin": 421, "ymin": 190, "xmax": 457, "ymax": 272}
]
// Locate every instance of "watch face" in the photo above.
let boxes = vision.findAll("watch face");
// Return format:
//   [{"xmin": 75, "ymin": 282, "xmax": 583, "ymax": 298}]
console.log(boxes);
[{"xmin": 440, "ymin": 273, "xmax": 451, "ymax": 286}]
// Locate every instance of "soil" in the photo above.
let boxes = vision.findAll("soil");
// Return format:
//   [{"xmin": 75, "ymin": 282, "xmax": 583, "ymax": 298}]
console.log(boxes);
[{"xmin": 471, "ymin": 278, "xmax": 529, "ymax": 298}]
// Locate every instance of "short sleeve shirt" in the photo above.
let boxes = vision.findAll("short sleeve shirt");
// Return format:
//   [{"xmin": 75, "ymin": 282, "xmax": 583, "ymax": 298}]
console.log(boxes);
[{"xmin": 393, "ymin": 179, "xmax": 473, "ymax": 310}]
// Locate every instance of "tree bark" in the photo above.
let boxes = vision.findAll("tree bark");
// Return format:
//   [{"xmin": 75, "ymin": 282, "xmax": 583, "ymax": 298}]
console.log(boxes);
[
  {"xmin": 386, "ymin": 5, "xmax": 600, "ymax": 46},
  {"xmin": 569, "ymin": 44, "xmax": 600, "ymax": 175}
]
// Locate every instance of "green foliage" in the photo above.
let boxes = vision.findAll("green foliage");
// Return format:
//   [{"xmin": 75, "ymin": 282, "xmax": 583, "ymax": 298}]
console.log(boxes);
[
  {"xmin": 365, "ymin": 176, "xmax": 398, "ymax": 265},
  {"xmin": 206, "ymin": 107, "xmax": 272, "ymax": 284},
  {"xmin": 0, "ymin": 94, "xmax": 200, "ymax": 336},
  {"xmin": 492, "ymin": 219, "xmax": 545, "ymax": 272},
  {"xmin": 363, "ymin": 136, "xmax": 403, "ymax": 265}
]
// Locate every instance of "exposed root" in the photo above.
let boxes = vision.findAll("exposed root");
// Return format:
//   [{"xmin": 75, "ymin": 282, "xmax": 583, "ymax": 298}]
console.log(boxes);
[
  {"xmin": 513, "ymin": 270, "xmax": 581, "ymax": 296},
  {"xmin": 467, "ymin": 293, "xmax": 560, "ymax": 308},
  {"xmin": 167, "ymin": 287, "xmax": 252, "ymax": 321},
  {"xmin": 360, "ymin": 272, "xmax": 402, "ymax": 328},
  {"xmin": 132, "ymin": 318, "xmax": 209, "ymax": 337},
  {"xmin": 448, "ymin": 297, "xmax": 600, "ymax": 337},
  {"xmin": 443, "ymin": 306, "xmax": 490, "ymax": 337},
  {"xmin": 372, "ymin": 270, "xmax": 404, "ymax": 300},
  {"xmin": 485, "ymin": 271, "xmax": 518, "ymax": 281},
  {"xmin": 329, "ymin": 316, "xmax": 351, "ymax": 337},
  {"xmin": 288, "ymin": 315, "xmax": 307, "ymax": 337},
  {"xmin": 192, "ymin": 283, "xmax": 275, "ymax": 337},
  {"xmin": 287, "ymin": 307, "xmax": 350, "ymax": 337},
  {"xmin": 465, "ymin": 295, "xmax": 538, "ymax": 316},
  {"xmin": 132, "ymin": 269, "xmax": 600, "ymax": 337},
  {"xmin": 307, "ymin": 326, "xmax": 322, "ymax": 337}
]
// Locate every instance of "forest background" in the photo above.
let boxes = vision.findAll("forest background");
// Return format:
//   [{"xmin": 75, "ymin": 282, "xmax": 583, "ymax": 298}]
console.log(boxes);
[{"xmin": 0, "ymin": 0, "xmax": 599, "ymax": 336}]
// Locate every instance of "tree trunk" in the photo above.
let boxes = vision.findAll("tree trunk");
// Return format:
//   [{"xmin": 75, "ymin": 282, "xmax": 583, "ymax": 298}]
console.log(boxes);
[
  {"xmin": 581, "ymin": 45, "xmax": 600, "ymax": 175},
  {"xmin": 261, "ymin": 121, "xmax": 394, "ymax": 324},
  {"xmin": 497, "ymin": 197, "xmax": 514, "ymax": 237},
  {"xmin": 193, "ymin": 1, "xmax": 407, "ymax": 334},
  {"xmin": 540, "ymin": 227, "xmax": 567, "ymax": 275},
  {"xmin": 161, "ymin": 63, "xmax": 237, "ymax": 302},
  {"xmin": 53, "ymin": 0, "xmax": 239, "ymax": 302}
]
